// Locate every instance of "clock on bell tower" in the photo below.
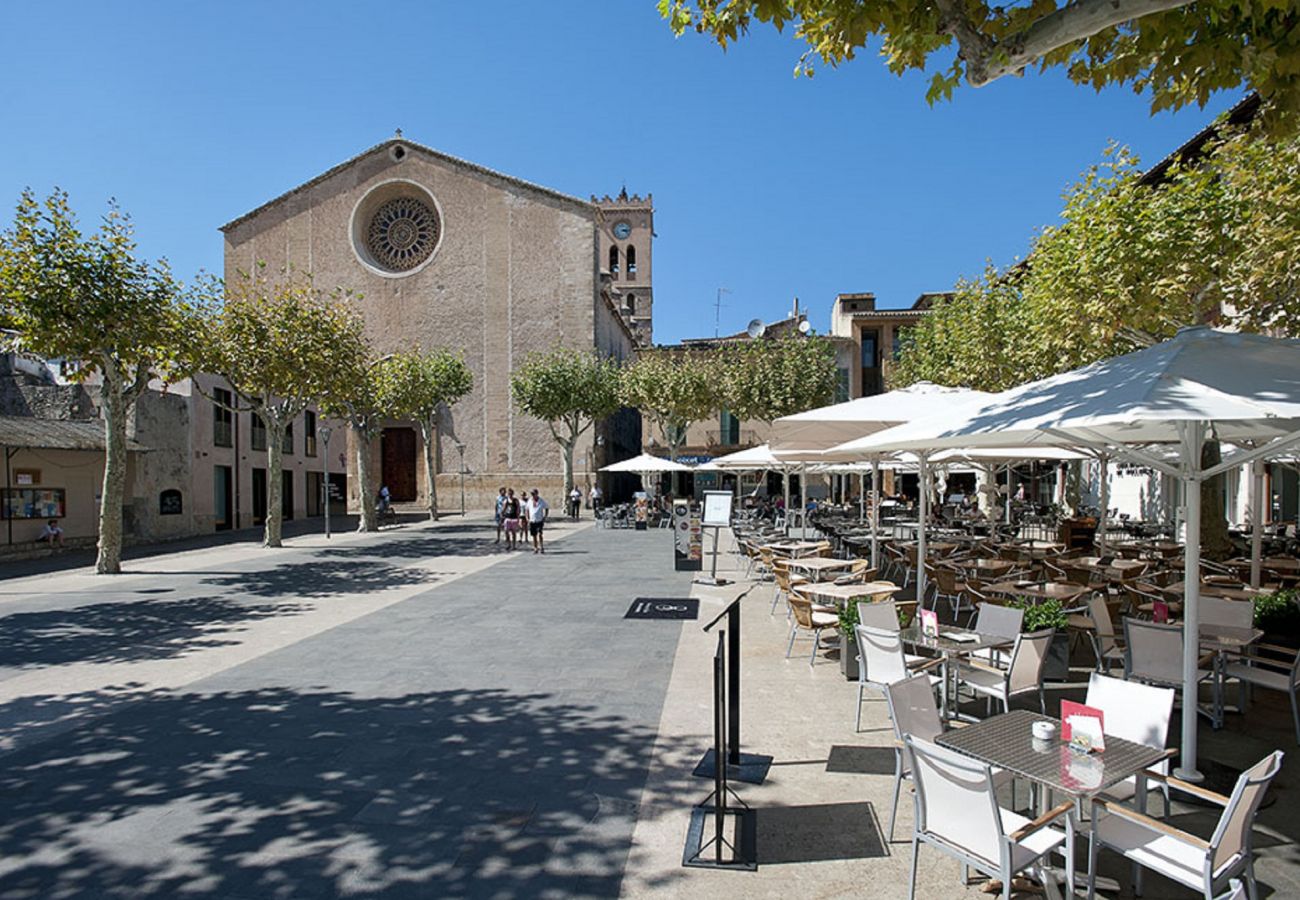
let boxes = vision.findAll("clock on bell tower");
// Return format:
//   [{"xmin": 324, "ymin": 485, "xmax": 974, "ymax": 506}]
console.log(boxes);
[{"xmin": 593, "ymin": 186, "xmax": 654, "ymax": 346}]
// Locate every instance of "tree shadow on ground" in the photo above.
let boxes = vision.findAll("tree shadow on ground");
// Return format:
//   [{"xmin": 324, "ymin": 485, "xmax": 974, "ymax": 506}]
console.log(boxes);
[
  {"xmin": 0, "ymin": 595, "xmax": 309, "ymax": 668},
  {"xmin": 0, "ymin": 685, "xmax": 676, "ymax": 899},
  {"xmin": 325, "ymin": 537, "xmax": 516, "ymax": 562},
  {"xmin": 199, "ymin": 560, "xmax": 438, "ymax": 599}
]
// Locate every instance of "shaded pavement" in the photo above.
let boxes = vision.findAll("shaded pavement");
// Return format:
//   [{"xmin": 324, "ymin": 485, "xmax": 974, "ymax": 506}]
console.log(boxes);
[{"xmin": 0, "ymin": 521, "xmax": 694, "ymax": 899}]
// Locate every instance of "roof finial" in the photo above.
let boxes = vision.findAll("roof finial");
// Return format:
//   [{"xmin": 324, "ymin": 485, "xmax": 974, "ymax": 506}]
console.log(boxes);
[
  {"xmin": 618, "ymin": 184, "xmax": 628, "ymax": 200},
  {"xmin": 395, "ymin": 127, "xmax": 403, "ymax": 138}
]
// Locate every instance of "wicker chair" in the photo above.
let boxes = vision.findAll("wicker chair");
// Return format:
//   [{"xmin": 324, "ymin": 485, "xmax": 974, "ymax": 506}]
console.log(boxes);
[{"xmin": 786, "ymin": 594, "xmax": 839, "ymax": 667}]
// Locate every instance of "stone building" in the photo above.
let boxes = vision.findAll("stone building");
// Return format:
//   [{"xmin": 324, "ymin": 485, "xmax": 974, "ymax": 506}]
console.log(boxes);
[{"xmin": 220, "ymin": 136, "xmax": 644, "ymax": 511}]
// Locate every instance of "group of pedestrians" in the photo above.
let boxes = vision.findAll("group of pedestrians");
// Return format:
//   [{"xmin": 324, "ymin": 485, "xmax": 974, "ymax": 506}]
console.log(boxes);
[{"xmin": 494, "ymin": 487, "xmax": 549, "ymax": 553}]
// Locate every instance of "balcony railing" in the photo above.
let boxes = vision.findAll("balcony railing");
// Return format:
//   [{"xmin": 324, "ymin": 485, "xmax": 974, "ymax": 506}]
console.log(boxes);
[{"xmin": 706, "ymin": 429, "xmax": 758, "ymax": 448}]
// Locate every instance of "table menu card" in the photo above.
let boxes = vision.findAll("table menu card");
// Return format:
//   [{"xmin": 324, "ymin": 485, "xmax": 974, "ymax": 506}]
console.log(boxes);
[{"xmin": 1061, "ymin": 700, "xmax": 1106, "ymax": 753}]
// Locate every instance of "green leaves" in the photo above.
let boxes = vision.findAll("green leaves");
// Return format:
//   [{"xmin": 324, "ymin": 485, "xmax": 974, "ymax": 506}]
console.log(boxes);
[
  {"xmin": 659, "ymin": 0, "xmax": 1300, "ymax": 129},
  {"xmin": 619, "ymin": 351, "xmax": 719, "ymax": 450},
  {"xmin": 376, "ymin": 348, "xmax": 474, "ymax": 423},
  {"xmin": 720, "ymin": 335, "xmax": 838, "ymax": 423},
  {"xmin": 511, "ymin": 347, "xmax": 622, "ymax": 445},
  {"xmin": 893, "ymin": 120, "xmax": 1300, "ymax": 392}
]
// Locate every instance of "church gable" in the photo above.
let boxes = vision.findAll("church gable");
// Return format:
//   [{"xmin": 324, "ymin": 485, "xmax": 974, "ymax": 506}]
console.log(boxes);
[{"xmin": 220, "ymin": 136, "xmax": 595, "ymax": 241}]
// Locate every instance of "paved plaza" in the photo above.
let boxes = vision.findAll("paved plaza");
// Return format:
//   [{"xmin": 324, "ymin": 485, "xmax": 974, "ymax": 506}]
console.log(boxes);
[{"xmin": 0, "ymin": 519, "xmax": 1297, "ymax": 899}]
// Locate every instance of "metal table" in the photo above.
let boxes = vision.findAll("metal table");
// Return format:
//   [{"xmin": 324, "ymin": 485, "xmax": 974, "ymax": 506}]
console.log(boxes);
[
  {"xmin": 784, "ymin": 557, "xmax": 856, "ymax": 581},
  {"xmin": 938, "ymin": 709, "xmax": 1170, "ymax": 899},
  {"xmin": 793, "ymin": 580, "xmax": 899, "ymax": 607},
  {"xmin": 985, "ymin": 580, "xmax": 1092, "ymax": 605},
  {"xmin": 900, "ymin": 624, "xmax": 1012, "ymax": 720}
]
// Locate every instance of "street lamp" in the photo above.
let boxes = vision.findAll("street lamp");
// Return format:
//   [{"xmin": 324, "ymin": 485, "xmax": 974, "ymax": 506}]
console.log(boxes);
[
  {"xmin": 454, "ymin": 440, "xmax": 466, "ymax": 516},
  {"xmin": 320, "ymin": 425, "xmax": 333, "ymax": 539}
]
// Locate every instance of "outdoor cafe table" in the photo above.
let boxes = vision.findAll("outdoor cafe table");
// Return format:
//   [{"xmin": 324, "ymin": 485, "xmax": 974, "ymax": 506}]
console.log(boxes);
[
  {"xmin": 794, "ymin": 580, "xmax": 899, "ymax": 607},
  {"xmin": 765, "ymin": 540, "xmax": 823, "ymax": 558},
  {"xmin": 985, "ymin": 580, "xmax": 1092, "ymax": 605},
  {"xmin": 938, "ymin": 708, "xmax": 1171, "ymax": 899},
  {"xmin": 1160, "ymin": 581, "xmax": 1263, "ymax": 603},
  {"xmin": 784, "ymin": 557, "xmax": 857, "ymax": 581},
  {"xmin": 899, "ymin": 624, "xmax": 1013, "ymax": 721},
  {"xmin": 1073, "ymin": 556, "xmax": 1149, "ymax": 582},
  {"xmin": 1227, "ymin": 556, "xmax": 1300, "ymax": 584},
  {"xmin": 900, "ymin": 540, "xmax": 960, "ymax": 556},
  {"xmin": 957, "ymin": 557, "xmax": 1017, "ymax": 578}
]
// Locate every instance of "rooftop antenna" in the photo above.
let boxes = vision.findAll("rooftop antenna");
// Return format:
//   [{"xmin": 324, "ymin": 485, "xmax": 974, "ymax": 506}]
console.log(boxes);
[{"xmin": 715, "ymin": 287, "xmax": 732, "ymax": 337}]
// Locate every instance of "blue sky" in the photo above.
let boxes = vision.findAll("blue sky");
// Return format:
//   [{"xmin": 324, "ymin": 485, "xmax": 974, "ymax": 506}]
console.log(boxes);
[{"xmin": 0, "ymin": 1, "xmax": 1239, "ymax": 344}]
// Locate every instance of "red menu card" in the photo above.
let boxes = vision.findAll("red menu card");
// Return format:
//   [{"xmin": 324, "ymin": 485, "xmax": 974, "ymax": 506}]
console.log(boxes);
[{"xmin": 1060, "ymin": 700, "xmax": 1106, "ymax": 752}]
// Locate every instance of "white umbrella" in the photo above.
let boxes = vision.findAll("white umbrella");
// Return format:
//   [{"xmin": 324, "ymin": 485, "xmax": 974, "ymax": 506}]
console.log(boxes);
[
  {"xmin": 826, "ymin": 326, "xmax": 1300, "ymax": 779},
  {"xmin": 600, "ymin": 452, "xmax": 693, "ymax": 496},
  {"xmin": 706, "ymin": 444, "xmax": 786, "ymax": 471},
  {"xmin": 773, "ymin": 384, "xmax": 993, "ymax": 575}
]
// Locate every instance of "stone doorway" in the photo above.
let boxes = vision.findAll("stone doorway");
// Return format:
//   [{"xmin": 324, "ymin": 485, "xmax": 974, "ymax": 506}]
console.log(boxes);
[{"xmin": 382, "ymin": 427, "xmax": 418, "ymax": 502}]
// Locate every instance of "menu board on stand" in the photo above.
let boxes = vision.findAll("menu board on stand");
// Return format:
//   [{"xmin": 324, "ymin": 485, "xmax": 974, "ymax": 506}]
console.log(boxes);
[{"xmin": 673, "ymin": 499, "xmax": 703, "ymax": 571}]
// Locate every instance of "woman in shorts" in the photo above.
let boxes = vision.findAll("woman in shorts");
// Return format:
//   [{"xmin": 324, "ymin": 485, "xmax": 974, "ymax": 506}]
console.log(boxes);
[{"xmin": 501, "ymin": 489, "xmax": 522, "ymax": 550}]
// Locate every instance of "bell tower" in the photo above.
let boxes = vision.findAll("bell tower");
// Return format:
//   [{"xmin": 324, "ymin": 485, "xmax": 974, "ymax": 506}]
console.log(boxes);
[{"xmin": 593, "ymin": 187, "xmax": 653, "ymax": 345}]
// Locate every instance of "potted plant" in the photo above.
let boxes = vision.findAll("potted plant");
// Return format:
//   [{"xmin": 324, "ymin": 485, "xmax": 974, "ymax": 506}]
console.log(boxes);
[
  {"xmin": 1254, "ymin": 588, "xmax": 1300, "ymax": 649},
  {"xmin": 838, "ymin": 602, "xmax": 861, "ymax": 681},
  {"xmin": 1009, "ymin": 597, "xmax": 1072, "ymax": 681}
]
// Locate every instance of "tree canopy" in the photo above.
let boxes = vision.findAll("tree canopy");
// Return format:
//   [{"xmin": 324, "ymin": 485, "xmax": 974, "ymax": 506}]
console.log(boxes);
[
  {"xmin": 619, "ymin": 350, "xmax": 719, "ymax": 459},
  {"xmin": 659, "ymin": 0, "xmax": 1300, "ymax": 124},
  {"xmin": 187, "ymin": 268, "xmax": 369, "ymax": 547},
  {"xmin": 721, "ymin": 334, "xmax": 838, "ymax": 422},
  {"xmin": 511, "ymin": 347, "xmax": 622, "ymax": 493},
  {"xmin": 378, "ymin": 348, "xmax": 474, "ymax": 519},
  {"xmin": 892, "ymin": 121, "xmax": 1300, "ymax": 392},
  {"xmin": 0, "ymin": 189, "xmax": 188, "ymax": 573}
]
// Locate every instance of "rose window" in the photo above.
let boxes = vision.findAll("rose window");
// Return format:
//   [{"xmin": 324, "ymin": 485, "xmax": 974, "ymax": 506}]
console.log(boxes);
[{"xmin": 366, "ymin": 197, "xmax": 439, "ymax": 272}]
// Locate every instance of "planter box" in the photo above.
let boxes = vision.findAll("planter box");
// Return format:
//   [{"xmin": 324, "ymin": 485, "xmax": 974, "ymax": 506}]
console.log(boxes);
[
  {"xmin": 1042, "ymin": 632, "xmax": 1072, "ymax": 682},
  {"xmin": 840, "ymin": 633, "xmax": 860, "ymax": 681}
]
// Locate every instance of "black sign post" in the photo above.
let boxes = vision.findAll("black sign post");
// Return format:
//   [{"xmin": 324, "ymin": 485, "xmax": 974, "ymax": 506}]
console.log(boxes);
[
  {"xmin": 693, "ymin": 597, "xmax": 772, "ymax": 785},
  {"xmin": 682, "ymin": 631, "xmax": 757, "ymax": 871}
]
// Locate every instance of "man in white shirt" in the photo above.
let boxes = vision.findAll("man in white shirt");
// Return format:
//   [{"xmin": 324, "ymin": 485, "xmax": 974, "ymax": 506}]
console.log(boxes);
[
  {"xmin": 569, "ymin": 487, "xmax": 582, "ymax": 519},
  {"xmin": 527, "ymin": 488, "xmax": 549, "ymax": 554}
]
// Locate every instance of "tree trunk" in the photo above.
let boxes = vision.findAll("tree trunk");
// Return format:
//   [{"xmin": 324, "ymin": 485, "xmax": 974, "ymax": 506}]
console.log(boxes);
[
  {"xmin": 562, "ymin": 436, "xmax": 576, "ymax": 496},
  {"xmin": 421, "ymin": 417, "xmax": 438, "ymax": 520},
  {"xmin": 264, "ymin": 414, "xmax": 284, "ymax": 548},
  {"xmin": 355, "ymin": 422, "xmax": 377, "ymax": 532},
  {"xmin": 1200, "ymin": 439, "xmax": 1232, "ymax": 560},
  {"xmin": 95, "ymin": 378, "xmax": 129, "ymax": 574}
]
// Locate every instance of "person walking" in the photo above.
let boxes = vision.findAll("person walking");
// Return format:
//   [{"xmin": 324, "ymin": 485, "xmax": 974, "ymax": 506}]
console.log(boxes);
[
  {"xmin": 590, "ymin": 484, "xmax": 602, "ymax": 516},
  {"xmin": 494, "ymin": 486, "xmax": 507, "ymax": 543},
  {"xmin": 569, "ymin": 486, "xmax": 582, "ymax": 520},
  {"xmin": 501, "ymin": 488, "xmax": 522, "ymax": 550},
  {"xmin": 527, "ymin": 488, "xmax": 549, "ymax": 554}
]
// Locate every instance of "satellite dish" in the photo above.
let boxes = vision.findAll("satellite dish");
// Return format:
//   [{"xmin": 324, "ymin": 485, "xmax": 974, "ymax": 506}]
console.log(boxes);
[
  {"xmin": 746, "ymin": 318, "xmax": 766, "ymax": 339},
  {"xmin": 797, "ymin": 320, "xmax": 812, "ymax": 334}
]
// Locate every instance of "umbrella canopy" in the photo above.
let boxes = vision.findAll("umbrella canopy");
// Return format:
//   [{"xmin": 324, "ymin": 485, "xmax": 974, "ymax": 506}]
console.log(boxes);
[
  {"xmin": 599, "ymin": 452, "xmax": 693, "ymax": 474},
  {"xmin": 706, "ymin": 444, "xmax": 788, "ymax": 471},
  {"xmin": 828, "ymin": 328, "xmax": 1300, "ymax": 456},
  {"xmin": 826, "ymin": 326, "xmax": 1300, "ymax": 781},
  {"xmin": 771, "ymin": 382, "xmax": 993, "ymax": 455}
]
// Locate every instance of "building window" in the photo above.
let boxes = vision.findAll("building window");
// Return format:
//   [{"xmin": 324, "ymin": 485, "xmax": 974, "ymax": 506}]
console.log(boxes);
[
  {"xmin": 608, "ymin": 245, "xmax": 619, "ymax": 276},
  {"xmin": 251, "ymin": 413, "xmax": 266, "ymax": 451},
  {"xmin": 626, "ymin": 294, "xmax": 636, "ymax": 315},
  {"xmin": 213, "ymin": 388, "xmax": 233, "ymax": 447},
  {"xmin": 626, "ymin": 244, "xmax": 637, "ymax": 279},
  {"xmin": 860, "ymin": 329, "xmax": 879, "ymax": 370},
  {"xmin": 720, "ymin": 410, "xmax": 740, "ymax": 446},
  {"xmin": 159, "ymin": 489, "xmax": 183, "ymax": 515},
  {"xmin": 305, "ymin": 410, "xmax": 318, "ymax": 457},
  {"xmin": 835, "ymin": 368, "xmax": 850, "ymax": 403},
  {"xmin": 284, "ymin": 420, "xmax": 294, "ymax": 456}
]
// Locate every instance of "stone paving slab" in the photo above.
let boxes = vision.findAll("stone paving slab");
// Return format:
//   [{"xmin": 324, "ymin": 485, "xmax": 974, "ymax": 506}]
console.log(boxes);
[{"xmin": 0, "ymin": 517, "xmax": 694, "ymax": 899}]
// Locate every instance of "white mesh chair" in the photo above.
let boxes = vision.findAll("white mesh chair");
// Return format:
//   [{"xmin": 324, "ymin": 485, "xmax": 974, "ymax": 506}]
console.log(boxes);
[
  {"xmin": 1124, "ymin": 618, "xmax": 1215, "ymax": 720},
  {"xmin": 971, "ymin": 602, "xmax": 1024, "ymax": 667},
  {"xmin": 1085, "ymin": 672, "xmax": 1175, "ymax": 815},
  {"xmin": 1222, "ymin": 642, "xmax": 1300, "ymax": 744},
  {"xmin": 1086, "ymin": 750, "xmax": 1283, "ymax": 900},
  {"xmin": 855, "ymin": 624, "xmax": 942, "ymax": 732},
  {"xmin": 883, "ymin": 674, "xmax": 1014, "ymax": 843},
  {"xmin": 857, "ymin": 598, "xmax": 907, "ymax": 631},
  {"xmin": 905, "ymin": 735, "xmax": 1073, "ymax": 900},
  {"xmin": 1201, "ymin": 595, "xmax": 1255, "ymax": 631},
  {"xmin": 1076, "ymin": 593, "xmax": 1125, "ymax": 674},
  {"xmin": 957, "ymin": 628, "xmax": 1055, "ymax": 716}
]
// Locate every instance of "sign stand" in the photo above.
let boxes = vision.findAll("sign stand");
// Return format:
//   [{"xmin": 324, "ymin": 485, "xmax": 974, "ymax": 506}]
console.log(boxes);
[
  {"xmin": 695, "ymin": 490, "xmax": 733, "ymax": 586},
  {"xmin": 693, "ymin": 598, "xmax": 772, "ymax": 785},
  {"xmin": 683, "ymin": 631, "xmax": 757, "ymax": 871}
]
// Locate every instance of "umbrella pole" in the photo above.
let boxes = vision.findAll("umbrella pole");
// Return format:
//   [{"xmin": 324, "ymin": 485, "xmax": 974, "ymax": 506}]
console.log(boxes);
[
  {"xmin": 800, "ymin": 464, "xmax": 808, "ymax": 539},
  {"xmin": 1251, "ymin": 459, "xmax": 1265, "ymax": 589},
  {"xmin": 783, "ymin": 468, "xmax": 791, "ymax": 536},
  {"xmin": 858, "ymin": 471, "xmax": 865, "ymax": 522},
  {"xmin": 917, "ymin": 453, "xmax": 929, "ymax": 607},
  {"xmin": 1005, "ymin": 467, "xmax": 1013, "ymax": 525},
  {"xmin": 871, "ymin": 458, "xmax": 880, "ymax": 571},
  {"xmin": 1174, "ymin": 421, "xmax": 1206, "ymax": 782},
  {"xmin": 1098, "ymin": 455, "xmax": 1109, "ymax": 554}
]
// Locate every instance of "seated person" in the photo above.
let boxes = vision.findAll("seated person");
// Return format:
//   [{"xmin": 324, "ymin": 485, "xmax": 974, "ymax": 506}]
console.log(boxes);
[{"xmin": 37, "ymin": 519, "xmax": 64, "ymax": 548}]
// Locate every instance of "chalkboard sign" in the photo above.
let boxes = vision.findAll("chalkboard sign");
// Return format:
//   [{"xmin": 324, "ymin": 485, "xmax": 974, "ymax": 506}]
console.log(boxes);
[{"xmin": 702, "ymin": 490, "xmax": 732, "ymax": 527}]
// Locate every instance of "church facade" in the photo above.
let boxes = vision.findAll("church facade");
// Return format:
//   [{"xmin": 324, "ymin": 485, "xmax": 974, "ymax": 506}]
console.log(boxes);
[{"xmin": 220, "ymin": 136, "xmax": 647, "ymax": 511}]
